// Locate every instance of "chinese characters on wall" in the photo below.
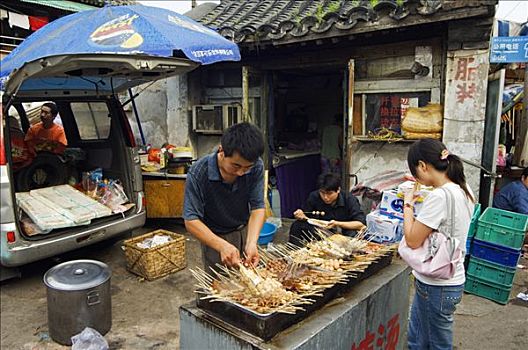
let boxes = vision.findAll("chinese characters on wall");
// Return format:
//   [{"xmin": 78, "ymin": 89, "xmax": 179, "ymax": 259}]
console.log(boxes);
[{"xmin": 351, "ymin": 313, "xmax": 400, "ymax": 350}]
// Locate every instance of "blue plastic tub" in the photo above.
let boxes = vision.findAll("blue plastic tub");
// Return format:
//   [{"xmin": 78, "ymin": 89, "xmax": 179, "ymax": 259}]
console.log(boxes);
[
  {"xmin": 470, "ymin": 239, "xmax": 521, "ymax": 268},
  {"xmin": 258, "ymin": 222, "xmax": 277, "ymax": 245}
]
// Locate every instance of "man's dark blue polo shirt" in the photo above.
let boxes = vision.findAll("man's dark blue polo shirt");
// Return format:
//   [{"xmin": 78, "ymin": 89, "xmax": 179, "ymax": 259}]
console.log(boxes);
[
  {"xmin": 183, "ymin": 151, "xmax": 265, "ymax": 234},
  {"xmin": 493, "ymin": 180, "xmax": 528, "ymax": 215}
]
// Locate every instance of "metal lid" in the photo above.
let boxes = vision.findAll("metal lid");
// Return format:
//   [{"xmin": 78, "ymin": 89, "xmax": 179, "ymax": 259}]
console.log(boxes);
[{"xmin": 43, "ymin": 260, "xmax": 111, "ymax": 291}]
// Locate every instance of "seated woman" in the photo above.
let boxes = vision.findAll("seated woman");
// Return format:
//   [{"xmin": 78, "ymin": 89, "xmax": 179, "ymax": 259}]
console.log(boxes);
[{"xmin": 289, "ymin": 173, "xmax": 366, "ymax": 246}]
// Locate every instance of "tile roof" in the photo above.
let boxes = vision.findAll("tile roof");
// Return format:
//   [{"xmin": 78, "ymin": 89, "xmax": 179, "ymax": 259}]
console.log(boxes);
[
  {"xmin": 77, "ymin": 0, "xmax": 136, "ymax": 6},
  {"xmin": 197, "ymin": 0, "xmax": 495, "ymax": 44}
]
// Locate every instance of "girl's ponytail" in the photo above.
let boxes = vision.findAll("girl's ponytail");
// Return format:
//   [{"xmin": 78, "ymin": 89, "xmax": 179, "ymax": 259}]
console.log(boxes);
[
  {"xmin": 446, "ymin": 154, "xmax": 475, "ymax": 203},
  {"xmin": 408, "ymin": 138, "xmax": 475, "ymax": 203}
]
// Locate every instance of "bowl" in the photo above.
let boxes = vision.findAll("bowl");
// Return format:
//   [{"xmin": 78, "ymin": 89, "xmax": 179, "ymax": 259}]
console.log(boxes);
[{"xmin": 258, "ymin": 222, "xmax": 277, "ymax": 245}]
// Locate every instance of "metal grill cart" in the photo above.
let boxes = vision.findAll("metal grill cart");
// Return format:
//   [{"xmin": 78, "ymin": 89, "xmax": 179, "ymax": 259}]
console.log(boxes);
[{"xmin": 180, "ymin": 260, "xmax": 411, "ymax": 350}]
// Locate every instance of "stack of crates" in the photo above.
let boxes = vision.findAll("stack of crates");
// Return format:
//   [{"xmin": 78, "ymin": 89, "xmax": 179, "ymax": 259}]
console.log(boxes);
[
  {"xmin": 465, "ymin": 203, "xmax": 481, "ymax": 255},
  {"xmin": 465, "ymin": 207, "xmax": 528, "ymax": 304}
]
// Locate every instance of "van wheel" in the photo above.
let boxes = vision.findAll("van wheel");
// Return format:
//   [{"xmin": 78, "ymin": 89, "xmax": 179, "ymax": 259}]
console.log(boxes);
[{"xmin": 16, "ymin": 153, "xmax": 69, "ymax": 192}]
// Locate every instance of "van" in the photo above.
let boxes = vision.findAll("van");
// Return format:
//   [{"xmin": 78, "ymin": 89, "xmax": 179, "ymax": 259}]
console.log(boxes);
[{"xmin": 1, "ymin": 54, "xmax": 197, "ymax": 280}]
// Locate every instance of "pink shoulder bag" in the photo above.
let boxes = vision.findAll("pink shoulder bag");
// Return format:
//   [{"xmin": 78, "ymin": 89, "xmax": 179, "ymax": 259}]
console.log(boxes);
[{"xmin": 398, "ymin": 187, "xmax": 463, "ymax": 280}]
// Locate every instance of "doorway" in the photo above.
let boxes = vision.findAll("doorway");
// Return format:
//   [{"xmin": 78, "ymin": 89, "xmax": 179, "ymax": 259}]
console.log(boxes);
[{"xmin": 270, "ymin": 66, "xmax": 345, "ymax": 218}]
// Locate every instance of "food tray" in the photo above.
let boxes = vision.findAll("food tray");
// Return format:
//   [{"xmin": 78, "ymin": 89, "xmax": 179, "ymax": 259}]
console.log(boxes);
[{"xmin": 196, "ymin": 252, "xmax": 393, "ymax": 340}]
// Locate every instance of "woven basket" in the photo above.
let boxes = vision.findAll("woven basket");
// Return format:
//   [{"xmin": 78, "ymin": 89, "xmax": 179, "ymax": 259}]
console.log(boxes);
[{"xmin": 123, "ymin": 229, "xmax": 186, "ymax": 280}]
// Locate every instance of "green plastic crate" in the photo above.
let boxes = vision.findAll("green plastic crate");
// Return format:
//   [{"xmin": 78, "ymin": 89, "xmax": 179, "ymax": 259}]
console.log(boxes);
[
  {"xmin": 467, "ymin": 203, "xmax": 481, "ymax": 239},
  {"xmin": 466, "ymin": 256, "xmax": 516, "ymax": 287},
  {"xmin": 464, "ymin": 274, "xmax": 512, "ymax": 304},
  {"xmin": 475, "ymin": 207, "xmax": 528, "ymax": 249}
]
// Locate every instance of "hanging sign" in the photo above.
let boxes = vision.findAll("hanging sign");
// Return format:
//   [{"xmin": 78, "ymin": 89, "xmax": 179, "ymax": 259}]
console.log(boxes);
[{"xmin": 490, "ymin": 36, "xmax": 528, "ymax": 63}]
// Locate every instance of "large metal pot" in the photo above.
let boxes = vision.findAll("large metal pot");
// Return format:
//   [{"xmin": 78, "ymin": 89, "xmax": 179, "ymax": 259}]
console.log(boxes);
[{"xmin": 43, "ymin": 259, "xmax": 112, "ymax": 345}]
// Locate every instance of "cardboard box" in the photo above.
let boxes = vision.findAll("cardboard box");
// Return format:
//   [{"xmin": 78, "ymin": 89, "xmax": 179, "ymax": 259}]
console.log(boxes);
[
  {"xmin": 365, "ymin": 209, "xmax": 403, "ymax": 243},
  {"xmin": 379, "ymin": 189, "xmax": 423, "ymax": 219}
]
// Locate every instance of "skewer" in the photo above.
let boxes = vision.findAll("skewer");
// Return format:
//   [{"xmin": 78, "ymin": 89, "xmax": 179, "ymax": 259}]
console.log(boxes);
[
  {"xmin": 190, "ymin": 232, "xmax": 397, "ymax": 316},
  {"xmin": 304, "ymin": 211, "xmax": 325, "ymax": 216}
]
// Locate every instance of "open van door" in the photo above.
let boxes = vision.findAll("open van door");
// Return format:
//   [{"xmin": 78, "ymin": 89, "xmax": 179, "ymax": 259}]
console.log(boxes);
[
  {"xmin": 479, "ymin": 69, "xmax": 505, "ymax": 208},
  {"xmin": 3, "ymin": 54, "xmax": 198, "ymax": 98}
]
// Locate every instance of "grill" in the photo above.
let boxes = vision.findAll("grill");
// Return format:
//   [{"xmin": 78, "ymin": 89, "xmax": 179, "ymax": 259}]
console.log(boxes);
[{"xmin": 196, "ymin": 252, "xmax": 393, "ymax": 340}]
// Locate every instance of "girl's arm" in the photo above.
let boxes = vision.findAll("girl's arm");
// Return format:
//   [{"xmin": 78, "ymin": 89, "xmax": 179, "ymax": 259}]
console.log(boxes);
[
  {"xmin": 403, "ymin": 185, "xmax": 434, "ymax": 248},
  {"xmin": 403, "ymin": 204, "xmax": 433, "ymax": 248}
]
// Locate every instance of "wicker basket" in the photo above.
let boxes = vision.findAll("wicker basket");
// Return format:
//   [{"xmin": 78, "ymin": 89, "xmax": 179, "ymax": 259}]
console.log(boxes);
[{"xmin": 123, "ymin": 229, "xmax": 186, "ymax": 280}]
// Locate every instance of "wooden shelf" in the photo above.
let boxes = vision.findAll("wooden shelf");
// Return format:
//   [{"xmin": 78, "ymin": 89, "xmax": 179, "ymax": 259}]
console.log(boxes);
[{"xmin": 353, "ymin": 136, "xmax": 415, "ymax": 143}]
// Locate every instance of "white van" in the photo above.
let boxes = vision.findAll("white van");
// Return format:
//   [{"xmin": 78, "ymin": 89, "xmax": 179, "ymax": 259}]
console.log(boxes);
[{"xmin": 1, "ymin": 54, "xmax": 197, "ymax": 280}]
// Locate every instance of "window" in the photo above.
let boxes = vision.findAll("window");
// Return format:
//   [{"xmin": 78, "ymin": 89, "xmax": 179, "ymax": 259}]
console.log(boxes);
[
  {"xmin": 354, "ymin": 92, "xmax": 431, "ymax": 135},
  {"xmin": 71, "ymin": 102, "xmax": 111, "ymax": 140}
]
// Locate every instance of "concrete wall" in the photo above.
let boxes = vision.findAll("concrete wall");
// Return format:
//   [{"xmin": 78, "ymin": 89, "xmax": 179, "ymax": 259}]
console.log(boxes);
[
  {"xmin": 128, "ymin": 76, "xmax": 191, "ymax": 149},
  {"xmin": 443, "ymin": 49, "xmax": 490, "ymax": 199},
  {"xmin": 167, "ymin": 75, "xmax": 192, "ymax": 147},
  {"xmin": 349, "ymin": 142, "xmax": 411, "ymax": 185}
]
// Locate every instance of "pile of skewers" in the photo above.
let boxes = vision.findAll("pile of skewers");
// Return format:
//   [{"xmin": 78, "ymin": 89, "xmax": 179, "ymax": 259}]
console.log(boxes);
[{"xmin": 191, "ymin": 229, "xmax": 395, "ymax": 315}]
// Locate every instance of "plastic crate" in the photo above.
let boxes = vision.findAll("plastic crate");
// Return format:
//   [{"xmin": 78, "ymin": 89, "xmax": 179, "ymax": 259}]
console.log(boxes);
[
  {"xmin": 475, "ymin": 207, "xmax": 528, "ymax": 249},
  {"xmin": 467, "ymin": 203, "xmax": 481, "ymax": 239},
  {"xmin": 466, "ymin": 256, "xmax": 516, "ymax": 287},
  {"xmin": 471, "ymin": 239, "xmax": 521, "ymax": 268},
  {"xmin": 465, "ymin": 237, "xmax": 473, "ymax": 256},
  {"xmin": 464, "ymin": 274, "xmax": 512, "ymax": 304}
]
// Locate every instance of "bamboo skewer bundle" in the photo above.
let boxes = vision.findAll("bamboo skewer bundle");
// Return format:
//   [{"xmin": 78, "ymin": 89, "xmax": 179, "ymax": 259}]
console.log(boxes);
[{"xmin": 191, "ymin": 232, "xmax": 396, "ymax": 315}]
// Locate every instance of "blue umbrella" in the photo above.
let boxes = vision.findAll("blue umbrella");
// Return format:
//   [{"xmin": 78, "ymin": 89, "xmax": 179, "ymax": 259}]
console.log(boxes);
[{"xmin": 1, "ymin": 4, "xmax": 240, "ymax": 91}]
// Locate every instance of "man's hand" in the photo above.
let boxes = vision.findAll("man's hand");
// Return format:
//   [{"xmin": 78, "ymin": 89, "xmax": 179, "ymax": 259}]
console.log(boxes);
[
  {"xmin": 293, "ymin": 209, "xmax": 308, "ymax": 220},
  {"xmin": 219, "ymin": 242, "xmax": 241, "ymax": 267},
  {"xmin": 244, "ymin": 243, "xmax": 259, "ymax": 267},
  {"xmin": 326, "ymin": 220, "xmax": 338, "ymax": 229}
]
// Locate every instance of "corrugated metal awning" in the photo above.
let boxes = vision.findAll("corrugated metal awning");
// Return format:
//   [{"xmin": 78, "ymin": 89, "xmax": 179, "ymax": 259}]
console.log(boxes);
[{"xmin": 19, "ymin": 0, "xmax": 97, "ymax": 13}]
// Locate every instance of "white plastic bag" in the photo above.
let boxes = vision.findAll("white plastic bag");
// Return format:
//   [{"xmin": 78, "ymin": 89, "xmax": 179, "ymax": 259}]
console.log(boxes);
[{"xmin": 71, "ymin": 327, "xmax": 109, "ymax": 350}]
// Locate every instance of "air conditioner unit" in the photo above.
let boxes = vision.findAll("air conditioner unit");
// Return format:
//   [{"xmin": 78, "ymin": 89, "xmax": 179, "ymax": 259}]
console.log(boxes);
[{"xmin": 192, "ymin": 104, "xmax": 241, "ymax": 134}]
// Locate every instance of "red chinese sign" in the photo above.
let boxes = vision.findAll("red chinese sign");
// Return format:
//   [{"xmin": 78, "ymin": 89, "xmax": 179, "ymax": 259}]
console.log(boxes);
[
  {"xmin": 351, "ymin": 313, "xmax": 400, "ymax": 350},
  {"xmin": 379, "ymin": 95, "xmax": 401, "ymax": 132},
  {"xmin": 454, "ymin": 57, "xmax": 477, "ymax": 103}
]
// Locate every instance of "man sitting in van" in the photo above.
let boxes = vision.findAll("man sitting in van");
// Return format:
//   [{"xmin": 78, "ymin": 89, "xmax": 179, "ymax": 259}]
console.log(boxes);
[{"xmin": 25, "ymin": 102, "xmax": 67, "ymax": 154}]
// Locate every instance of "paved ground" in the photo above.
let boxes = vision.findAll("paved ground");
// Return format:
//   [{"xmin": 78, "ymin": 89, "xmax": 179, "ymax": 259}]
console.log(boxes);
[{"xmin": 1, "ymin": 220, "xmax": 527, "ymax": 350}]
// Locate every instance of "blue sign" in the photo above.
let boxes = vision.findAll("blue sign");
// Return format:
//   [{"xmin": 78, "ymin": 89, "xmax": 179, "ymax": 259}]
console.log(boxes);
[{"xmin": 490, "ymin": 36, "xmax": 528, "ymax": 63}]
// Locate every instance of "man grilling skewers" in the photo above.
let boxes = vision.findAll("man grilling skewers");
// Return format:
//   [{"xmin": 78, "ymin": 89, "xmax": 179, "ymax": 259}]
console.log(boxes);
[
  {"xmin": 289, "ymin": 173, "xmax": 366, "ymax": 246},
  {"xmin": 184, "ymin": 123, "xmax": 266, "ymax": 272}
]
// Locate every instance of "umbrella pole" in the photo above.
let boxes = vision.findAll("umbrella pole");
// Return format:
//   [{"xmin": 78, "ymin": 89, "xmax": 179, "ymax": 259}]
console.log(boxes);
[{"xmin": 128, "ymin": 88, "xmax": 146, "ymax": 145}]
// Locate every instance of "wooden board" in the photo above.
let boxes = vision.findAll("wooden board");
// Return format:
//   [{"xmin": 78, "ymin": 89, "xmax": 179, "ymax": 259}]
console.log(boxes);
[
  {"xmin": 353, "ymin": 95, "xmax": 362, "ymax": 135},
  {"xmin": 143, "ymin": 179, "xmax": 185, "ymax": 218}
]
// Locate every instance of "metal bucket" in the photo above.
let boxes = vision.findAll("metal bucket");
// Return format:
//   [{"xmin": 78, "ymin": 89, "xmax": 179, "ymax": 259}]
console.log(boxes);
[{"xmin": 44, "ymin": 259, "xmax": 112, "ymax": 345}]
